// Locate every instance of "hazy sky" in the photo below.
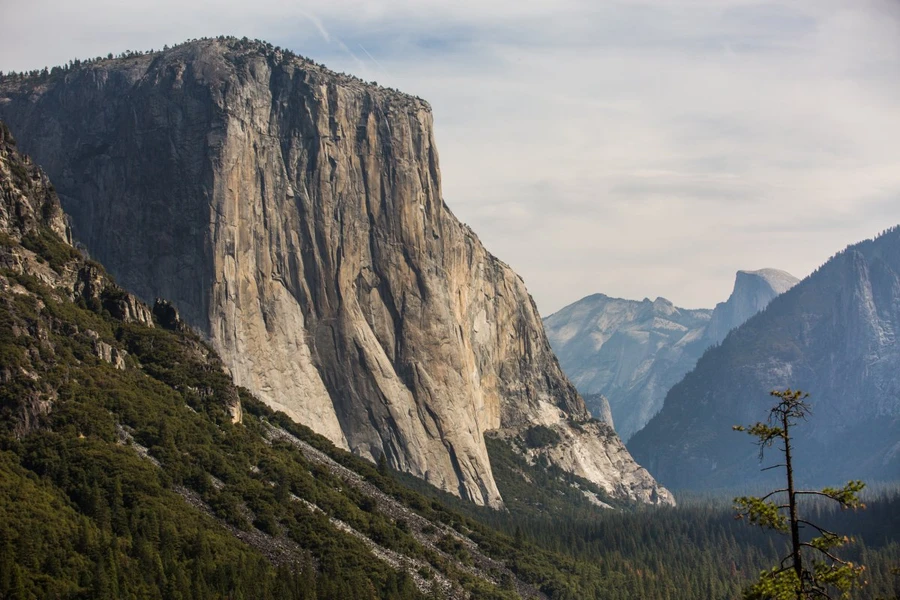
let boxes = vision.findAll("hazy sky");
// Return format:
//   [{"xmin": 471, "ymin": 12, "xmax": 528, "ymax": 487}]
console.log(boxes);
[{"xmin": 2, "ymin": 0, "xmax": 899, "ymax": 314}]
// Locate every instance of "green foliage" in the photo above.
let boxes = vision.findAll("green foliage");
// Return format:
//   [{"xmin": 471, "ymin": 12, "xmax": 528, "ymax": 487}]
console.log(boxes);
[
  {"xmin": 735, "ymin": 389, "xmax": 868, "ymax": 599},
  {"xmin": 0, "ymin": 273, "xmax": 435, "ymax": 598},
  {"xmin": 483, "ymin": 435, "xmax": 625, "ymax": 514},
  {"xmin": 746, "ymin": 566, "xmax": 803, "ymax": 600},
  {"xmin": 20, "ymin": 226, "xmax": 79, "ymax": 273},
  {"xmin": 822, "ymin": 481, "xmax": 868, "ymax": 509},
  {"xmin": 735, "ymin": 495, "xmax": 790, "ymax": 532},
  {"xmin": 522, "ymin": 425, "xmax": 561, "ymax": 449},
  {"xmin": 436, "ymin": 535, "xmax": 472, "ymax": 566},
  {"xmin": 407, "ymin": 437, "xmax": 900, "ymax": 600}
]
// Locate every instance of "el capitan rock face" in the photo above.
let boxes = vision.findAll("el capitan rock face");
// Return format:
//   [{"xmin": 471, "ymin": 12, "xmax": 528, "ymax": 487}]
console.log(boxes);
[{"xmin": 0, "ymin": 38, "xmax": 670, "ymax": 506}]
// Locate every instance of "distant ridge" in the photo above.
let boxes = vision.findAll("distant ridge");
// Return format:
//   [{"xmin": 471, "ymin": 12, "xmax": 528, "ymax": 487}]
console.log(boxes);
[
  {"xmin": 628, "ymin": 226, "xmax": 900, "ymax": 489},
  {"xmin": 544, "ymin": 268, "xmax": 798, "ymax": 440}
]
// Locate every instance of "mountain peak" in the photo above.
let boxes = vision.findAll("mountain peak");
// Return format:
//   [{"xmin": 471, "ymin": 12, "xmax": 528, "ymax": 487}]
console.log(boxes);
[
  {"xmin": 651, "ymin": 296, "xmax": 676, "ymax": 315},
  {"xmin": 704, "ymin": 268, "xmax": 799, "ymax": 345},
  {"xmin": 735, "ymin": 268, "xmax": 799, "ymax": 295},
  {"xmin": 629, "ymin": 228, "xmax": 900, "ymax": 489},
  {"xmin": 544, "ymin": 268, "xmax": 798, "ymax": 441}
]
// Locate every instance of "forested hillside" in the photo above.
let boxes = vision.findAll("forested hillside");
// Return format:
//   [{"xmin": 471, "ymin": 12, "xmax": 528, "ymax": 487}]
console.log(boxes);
[{"xmin": 423, "ymin": 448, "xmax": 900, "ymax": 600}]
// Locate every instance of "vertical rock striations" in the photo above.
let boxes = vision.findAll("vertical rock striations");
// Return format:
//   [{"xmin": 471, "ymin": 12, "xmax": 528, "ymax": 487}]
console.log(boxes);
[{"xmin": 0, "ymin": 39, "xmax": 670, "ymax": 506}]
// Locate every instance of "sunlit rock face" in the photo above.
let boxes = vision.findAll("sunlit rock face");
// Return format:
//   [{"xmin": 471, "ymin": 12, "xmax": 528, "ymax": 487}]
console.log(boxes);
[{"xmin": 0, "ymin": 38, "xmax": 671, "ymax": 507}]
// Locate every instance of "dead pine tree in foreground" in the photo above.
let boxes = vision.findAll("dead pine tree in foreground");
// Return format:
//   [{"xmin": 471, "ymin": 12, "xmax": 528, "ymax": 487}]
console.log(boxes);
[{"xmin": 733, "ymin": 388, "xmax": 867, "ymax": 600}]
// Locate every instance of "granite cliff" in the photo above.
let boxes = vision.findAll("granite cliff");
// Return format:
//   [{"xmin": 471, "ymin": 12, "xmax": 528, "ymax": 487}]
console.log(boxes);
[
  {"xmin": 704, "ymin": 269, "xmax": 799, "ymax": 345},
  {"xmin": 628, "ymin": 229, "xmax": 900, "ymax": 489},
  {"xmin": 0, "ymin": 124, "xmax": 600, "ymax": 597},
  {"xmin": 0, "ymin": 38, "xmax": 670, "ymax": 506},
  {"xmin": 0, "ymin": 120, "xmax": 157, "ymax": 335}
]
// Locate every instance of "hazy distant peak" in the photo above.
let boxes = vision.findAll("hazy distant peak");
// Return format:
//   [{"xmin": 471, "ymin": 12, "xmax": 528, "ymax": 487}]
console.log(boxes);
[
  {"xmin": 704, "ymin": 268, "xmax": 799, "ymax": 346},
  {"xmin": 735, "ymin": 268, "xmax": 799, "ymax": 294},
  {"xmin": 543, "ymin": 266, "xmax": 797, "ymax": 440}
]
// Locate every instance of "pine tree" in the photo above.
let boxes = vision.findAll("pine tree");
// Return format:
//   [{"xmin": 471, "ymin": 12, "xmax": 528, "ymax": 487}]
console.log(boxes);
[
  {"xmin": 0, "ymin": 524, "xmax": 12, "ymax": 596},
  {"xmin": 733, "ymin": 389, "xmax": 867, "ymax": 599},
  {"xmin": 8, "ymin": 564, "xmax": 26, "ymax": 600}
]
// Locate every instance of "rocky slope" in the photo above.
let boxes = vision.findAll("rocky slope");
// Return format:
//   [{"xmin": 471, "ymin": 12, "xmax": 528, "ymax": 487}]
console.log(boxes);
[
  {"xmin": 583, "ymin": 393, "xmax": 614, "ymax": 428},
  {"xmin": 0, "ymin": 38, "xmax": 670, "ymax": 507},
  {"xmin": 544, "ymin": 271, "xmax": 797, "ymax": 441},
  {"xmin": 628, "ymin": 228, "xmax": 900, "ymax": 489},
  {"xmin": 0, "ymin": 118, "xmax": 234, "ymax": 432}
]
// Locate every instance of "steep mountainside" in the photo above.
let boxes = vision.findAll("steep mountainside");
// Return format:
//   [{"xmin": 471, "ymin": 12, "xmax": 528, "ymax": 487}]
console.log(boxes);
[
  {"xmin": 629, "ymin": 228, "xmax": 900, "ymax": 489},
  {"xmin": 544, "ymin": 270, "xmax": 796, "ymax": 441},
  {"xmin": 704, "ymin": 269, "xmax": 799, "ymax": 345},
  {"xmin": 0, "ymin": 119, "xmax": 419, "ymax": 599},
  {"xmin": 0, "ymin": 119, "xmax": 676, "ymax": 600},
  {"xmin": 582, "ymin": 393, "xmax": 614, "ymax": 428},
  {"xmin": 0, "ymin": 38, "xmax": 670, "ymax": 507}
]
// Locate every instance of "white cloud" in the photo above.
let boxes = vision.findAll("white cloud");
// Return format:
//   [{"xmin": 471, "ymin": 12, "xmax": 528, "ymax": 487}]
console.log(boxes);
[{"xmin": 1, "ymin": 0, "xmax": 899, "ymax": 313}]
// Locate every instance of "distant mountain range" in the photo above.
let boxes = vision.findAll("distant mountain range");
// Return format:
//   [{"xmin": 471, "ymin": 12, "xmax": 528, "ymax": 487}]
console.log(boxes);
[
  {"xmin": 544, "ymin": 269, "xmax": 798, "ymax": 440},
  {"xmin": 628, "ymin": 227, "xmax": 900, "ymax": 489}
]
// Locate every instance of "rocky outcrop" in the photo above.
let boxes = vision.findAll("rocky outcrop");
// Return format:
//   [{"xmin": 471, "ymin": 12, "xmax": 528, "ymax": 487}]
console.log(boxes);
[
  {"xmin": 0, "ymin": 38, "xmax": 670, "ymax": 506},
  {"xmin": 544, "ymin": 271, "xmax": 797, "ymax": 441},
  {"xmin": 583, "ymin": 393, "xmax": 614, "ymax": 429},
  {"xmin": 0, "ymin": 121, "xmax": 154, "ymax": 433},
  {"xmin": 529, "ymin": 421, "xmax": 674, "ymax": 505},
  {"xmin": 74, "ymin": 263, "xmax": 155, "ymax": 326},
  {"xmin": 704, "ymin": 269, "xmax": 798, "ymax": 345},
  {"xmin": 88, "ymin": 331, "xmax": 128, "ymax": 370},
  {"xmin": 0, "ymin": 121, "xmax": 155, "ymax": 326},
  {"xmin": 628, "ymin": 228, "xmax": 900, "ymax": 489},
  {"xmin": 153, "ymin": 298, "xmax": 189, "ymax": 332},
  {"xmin": 0, "ymin": 122, "xmax": 69, "ymax": 244}
]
